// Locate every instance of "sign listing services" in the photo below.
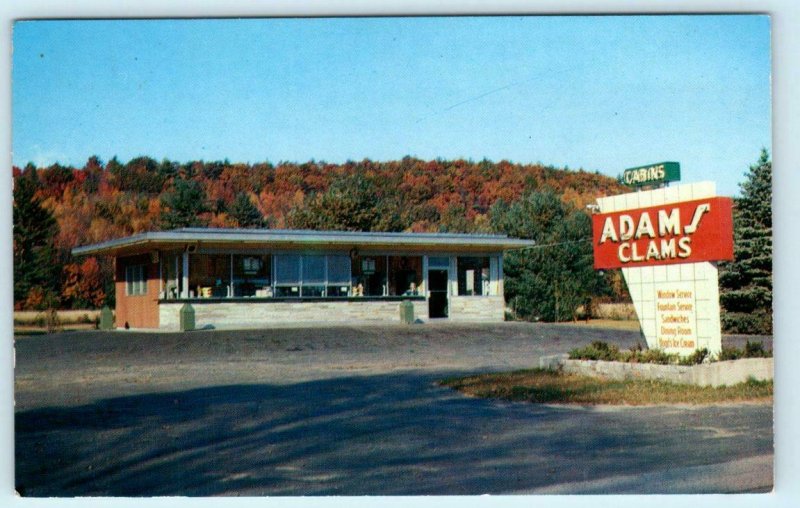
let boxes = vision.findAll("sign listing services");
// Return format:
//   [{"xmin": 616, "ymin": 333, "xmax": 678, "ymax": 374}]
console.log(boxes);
[{"xmin": 655, "ymin": 282, "xmax": 698, "ymax": 352}]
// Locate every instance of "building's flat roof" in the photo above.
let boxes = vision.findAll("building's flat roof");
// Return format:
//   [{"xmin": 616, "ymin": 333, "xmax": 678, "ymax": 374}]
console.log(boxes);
[{"xmin": 72, "ymin": 228, "xmax": 536, "ymax": 256}]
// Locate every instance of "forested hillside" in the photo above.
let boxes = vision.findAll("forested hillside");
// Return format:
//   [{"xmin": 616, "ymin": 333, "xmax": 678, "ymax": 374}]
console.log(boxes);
[{"xmin": 12, "ymin": 155, "xmax": 626, "ymax": 314}]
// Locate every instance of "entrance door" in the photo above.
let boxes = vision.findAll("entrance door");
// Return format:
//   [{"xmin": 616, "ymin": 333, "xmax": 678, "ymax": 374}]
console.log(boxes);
[{"xmin": 428, "ymin": 269, "xmax": 449, "ymax": 318}]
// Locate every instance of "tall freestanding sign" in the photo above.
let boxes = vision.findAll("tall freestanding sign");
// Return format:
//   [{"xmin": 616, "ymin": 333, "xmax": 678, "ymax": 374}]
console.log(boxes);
[{"xmin": 592, "ymin": 181, "xmax": 734, "ymax": 356}]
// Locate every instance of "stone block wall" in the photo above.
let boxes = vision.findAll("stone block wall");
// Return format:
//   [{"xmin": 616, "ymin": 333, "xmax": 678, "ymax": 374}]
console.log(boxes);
[
  {"xmin": 448, "ymin": 296, "xmax": 505, "ymax": 322},
  {"xmin": 159, "ymin": 299, "xmax": 429, "ymax": 330},
  {"xmin": 538, "ymin": 355, "xmax": 773, "ymax": 387}
]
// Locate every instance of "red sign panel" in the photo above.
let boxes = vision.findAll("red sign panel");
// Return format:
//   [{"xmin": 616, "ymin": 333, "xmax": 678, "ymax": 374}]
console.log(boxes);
[{"xmin": 592, "ymin": 197, "xmax": 734, "ymax": 269}]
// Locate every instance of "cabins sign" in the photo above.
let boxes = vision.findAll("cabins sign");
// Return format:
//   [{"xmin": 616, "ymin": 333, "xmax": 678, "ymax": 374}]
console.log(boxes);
[
  {"xmin": 621, "ymin": 161, "xmax": 680, "ymax": 188},
  {"xmin": 592, "ymin": 197, "xmax": 734, "ymax": 270}
]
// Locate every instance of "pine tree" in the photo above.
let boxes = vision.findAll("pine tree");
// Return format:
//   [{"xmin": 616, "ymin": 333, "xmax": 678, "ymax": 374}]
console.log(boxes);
[
  {"xmin": 491, "ymin": 191, "xmax": 607, "ymax": 322},
  {"xmin": 159, "ymin": 178, "xmax": 210, "ymax": 229},
  {"xmin": 719, "ymin": 149, "xmax": 772, "ymax": 334},
  {"xmin": 13, "ymin": 168, "xmax": 60, "ymax": 309},
  {"xmin": 229, "ymin": 193, "xmax": 267, "ymax": 228}
]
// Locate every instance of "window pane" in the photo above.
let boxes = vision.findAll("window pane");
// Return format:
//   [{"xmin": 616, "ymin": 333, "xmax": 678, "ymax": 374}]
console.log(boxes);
[
  {"xmin": 161, "ymin": 253, "xmax": 181, "ymax": 299},
  {"xmin": 126, "ymin": 266, "xmax": 134, "ymax": 295},
  {"xmin": 327, "ymin": 255, "xmax": 351, "ymax": 284},
  {"xmin": 303, "ymin": 255, "xmax": 326, "ymax": 283},
  {"xmin": 327, "ymin": 285, "xmax": 350, "ymax": 297},
  {"xmin": 352, "ymin": 255, "xmax": 386, "ymax": 296},
  {"xmin": 275, "ymin": 285, "xmax": 300, "ymax": 297},
  {"xmin": 428, "ymin": 256, "xmax": 450, "ymax": 269},
  {"xmin": 126, "ymin": 264, "xmax": 147, "ymax": 296},
  {"xmin": 233, "ymin": 254, "xmax": 271, "ymax": 297},
  {"xmin": 301, "ymin": 285, "xmax": 325, "ymax": 297},
  {"xmin": 388, "ymin": 256, "xmax": 422, "ymax": 296},
  {"xmin": 136, "ymin": 266, "xmax": 146, "ymax": 295},
  {"xmin": 189, "ymin": 254, "xmax": 231, "ymax": 298},
  {"xmin": 457, "ymin": 257, "xmax": 490, "ymax": 296},
  {"xmin": 275, "ymin": 255, "xmax": 300, "ymax": 284}
]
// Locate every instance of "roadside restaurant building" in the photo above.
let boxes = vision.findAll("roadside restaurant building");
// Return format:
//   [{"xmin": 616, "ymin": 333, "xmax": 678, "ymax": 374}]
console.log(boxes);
[{"xmin": 72, "ymin": 228, "xmax": 535, "ymax": 330}]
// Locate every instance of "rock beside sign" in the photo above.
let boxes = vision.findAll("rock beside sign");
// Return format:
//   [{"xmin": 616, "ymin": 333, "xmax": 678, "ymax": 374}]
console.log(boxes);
[{"xmin": 538, "ymin": 354, "xmax": 773, "ymax": 388}]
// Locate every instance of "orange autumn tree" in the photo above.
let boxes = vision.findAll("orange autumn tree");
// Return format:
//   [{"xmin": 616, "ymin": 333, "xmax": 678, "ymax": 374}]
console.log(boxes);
[
  {"xmin": 62, "ymin": 257, "xmax": 106, "ymax": 308},
  {"xmin": 14, "ymin": 155, "xmax": 628, "ymax": 310}
]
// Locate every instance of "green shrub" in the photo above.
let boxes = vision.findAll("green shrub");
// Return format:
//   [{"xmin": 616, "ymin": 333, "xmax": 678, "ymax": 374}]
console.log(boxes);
[
  {"xmin": 679, "ymin": 348, "xmax": 710, "ymax": 366},
  {"xmin": 636, "ymin": 348, "xmax": 677, "ymax": 365},
  {"xmin": 718, "ymin": 346, "xmax": 743, "ymax": 361},
  {"xmin": 721, "ymin": 311, "xmax": 772, "ymax": 335},
  {"xmin": 744, "ymin": 340, "xmax": 770, "ymax": 358},
  {"xmin": 568, "ymin": 341, "xmax": 620, "ymax": 361},
  {"xmin": 569, "ymin": 341, "xmax": 770, "ymax": 365},
  {"xmin": 717, "ymin": 341, "xmax": 772, "ymax": 361}
]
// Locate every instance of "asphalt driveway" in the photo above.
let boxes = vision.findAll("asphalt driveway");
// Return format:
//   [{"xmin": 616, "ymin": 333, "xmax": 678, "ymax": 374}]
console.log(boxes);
[{"xmin": 14, "ymin": 322, "xmax": 773, "ymax": 496}]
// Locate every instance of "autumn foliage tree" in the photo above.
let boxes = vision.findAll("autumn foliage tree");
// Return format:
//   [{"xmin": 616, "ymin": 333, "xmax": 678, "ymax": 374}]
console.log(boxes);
[
  {"xmin": 13, "ymin": 154, "xmax": 628, "ymax": 311},
  {"xmin": 62, "ymin": 257, "xmax": 106, "ymax": 308}
]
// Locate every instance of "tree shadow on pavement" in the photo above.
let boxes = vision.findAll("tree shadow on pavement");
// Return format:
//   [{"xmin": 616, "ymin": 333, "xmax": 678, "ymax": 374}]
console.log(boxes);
[{"xmin": 16, "ymin": 371, "xmax": 772, "ymax": 496}]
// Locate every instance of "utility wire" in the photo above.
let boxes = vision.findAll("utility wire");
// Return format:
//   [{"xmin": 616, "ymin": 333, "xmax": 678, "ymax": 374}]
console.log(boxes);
[
  {"xmin": 509, "ymin": 237, "xmax": 592, "ymax": 250},
  {"xmin": 527, "ymin": 238, "xmax": 592, "ymax": 249}
]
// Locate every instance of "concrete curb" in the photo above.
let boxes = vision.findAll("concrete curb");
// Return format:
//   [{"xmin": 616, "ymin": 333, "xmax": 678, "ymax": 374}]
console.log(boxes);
[{"xmin": 538, "ymin": 354, "xmax": 773, "ymax": 387}]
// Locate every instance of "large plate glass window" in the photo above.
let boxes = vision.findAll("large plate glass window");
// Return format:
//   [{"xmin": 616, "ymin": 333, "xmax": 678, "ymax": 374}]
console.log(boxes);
[
  {"xmin": 388, "ymin": 256, "xmax": 423, "ymax": 296},
  {"xmin": 233, "ymin": 254, "xmax": 271, "ymax": 297},
  {"xmin": 189, "ymin": 254, "xmax": 231, "ymax": 298},
  {"xmin": 457, "ymin": 257, "xmax": 490, "ymax": 296},
  {"xmin": 274, "ymin": 255, "xmax": 301, "ymax": 297},
  {"xmin": 327, "ymin": 255, "xmax": 351, "ymax": 297},
  {"xmin": 351, "ymin": 255, "xmax": 386, "ymax": 296},
  {"xmin": 302, "ymin": 255, "xmax": 326, "ymax": 297}
]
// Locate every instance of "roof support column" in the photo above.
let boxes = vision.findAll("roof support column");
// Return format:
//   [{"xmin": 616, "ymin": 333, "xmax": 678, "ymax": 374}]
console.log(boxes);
[
  {"xmin": 497, "ymin": 255, "xmax": 504, "ymax": 296},
  {"xmin": 181, "ymin": 251, "xmax": 189, "ymax": 299}
]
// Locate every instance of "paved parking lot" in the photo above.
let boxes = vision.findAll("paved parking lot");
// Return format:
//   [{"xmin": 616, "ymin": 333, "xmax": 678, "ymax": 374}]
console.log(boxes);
[{"xmin": 14, "ymin": 322, "xmax": 773, "ymax": 495}]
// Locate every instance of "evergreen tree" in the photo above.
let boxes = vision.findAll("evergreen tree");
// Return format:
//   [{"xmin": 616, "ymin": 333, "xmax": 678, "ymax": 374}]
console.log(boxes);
[
  {"xmin": 159, "ymin": 178, "xmax": 210, "ymax": 229},
  {"xmin": 491, "ymin": 191, "xmax": 606, "ymax": 322},
  {"xmin": 13, "ymin": 168, "xmax": 61, "ymax": 309},
  {"xmin": 229, "ymin": 193, "xmax": 267, "ymax": 228},
  {"xmin": 719, "ymin": 149, "xmax": 772, "ymax": 334}
]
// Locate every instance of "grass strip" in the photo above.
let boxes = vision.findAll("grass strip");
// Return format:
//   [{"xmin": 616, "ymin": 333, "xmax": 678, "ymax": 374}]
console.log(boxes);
[{"xmin": 440, "ymin": 369, "xmax": 773, "ymax": 406}]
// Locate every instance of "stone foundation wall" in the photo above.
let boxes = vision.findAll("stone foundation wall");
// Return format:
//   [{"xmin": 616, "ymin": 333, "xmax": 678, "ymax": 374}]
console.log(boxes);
[
  {"xmin": 159, "ymin": 299, "xmax": 429, "ymax": 330},
  {"xmin": 448, "ymin": 296, "xmax": 505, "ymax": 322},
  {"xmin": 539, "ymin": 355, "xmax": 773, "ymax": 387}
]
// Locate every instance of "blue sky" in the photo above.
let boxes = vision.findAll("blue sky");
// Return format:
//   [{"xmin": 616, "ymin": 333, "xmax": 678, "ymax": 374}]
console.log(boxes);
[{"xmin": 12, "ymin": 15, "xmax": 771, "ymax": 197}]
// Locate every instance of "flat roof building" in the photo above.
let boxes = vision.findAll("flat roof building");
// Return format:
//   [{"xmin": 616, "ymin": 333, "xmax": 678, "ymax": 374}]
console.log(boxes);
[{"xmin": 73, "ymin": 228, "xmax": 535, "ymax": 330}]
